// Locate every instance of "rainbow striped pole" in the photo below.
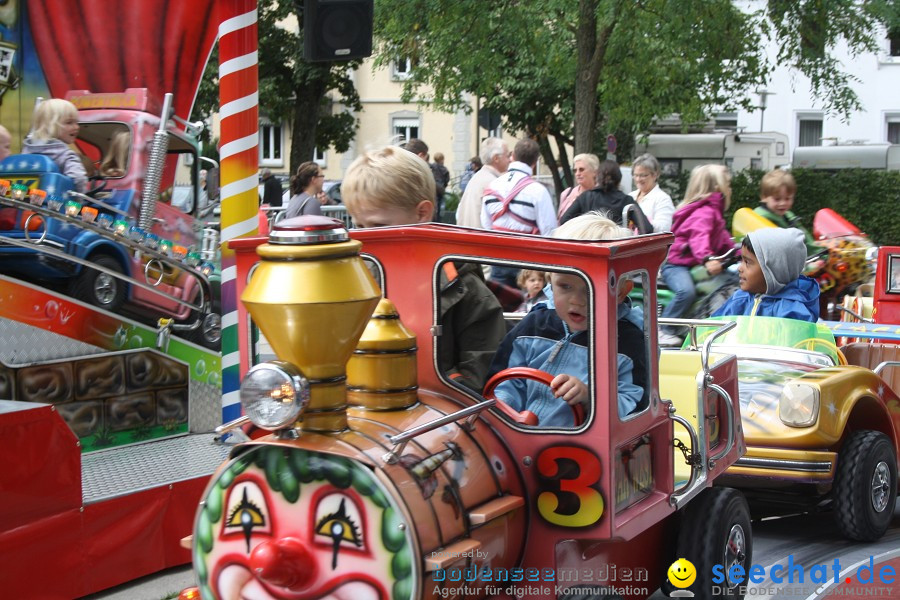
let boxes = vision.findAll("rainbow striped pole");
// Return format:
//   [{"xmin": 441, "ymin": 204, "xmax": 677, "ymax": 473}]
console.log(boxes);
[{"xmin": 217, "ymin": 0, "xmax": 259, "ymax": 421}]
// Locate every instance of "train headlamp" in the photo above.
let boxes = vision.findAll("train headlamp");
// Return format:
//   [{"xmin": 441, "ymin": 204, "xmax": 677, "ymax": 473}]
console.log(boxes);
[
  {"xmin": 240, "ymin": 361, "xmax": 310, "ymax": 430},
  {"xmin": 779, "ymin": 383, "xmax": 819, "ymax": 427}
]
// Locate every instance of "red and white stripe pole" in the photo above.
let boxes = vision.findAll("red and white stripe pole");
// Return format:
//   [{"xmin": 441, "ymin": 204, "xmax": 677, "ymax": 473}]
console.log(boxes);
[{"xmin": 216, "ymin": 0, "xmax": 259, "ymax": 421}]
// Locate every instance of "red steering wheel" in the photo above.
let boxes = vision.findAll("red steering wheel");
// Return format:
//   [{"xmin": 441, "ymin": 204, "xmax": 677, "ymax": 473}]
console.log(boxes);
[{"xmin": 482, "ymin": 367, "xmax": 586, "ymax": 427}]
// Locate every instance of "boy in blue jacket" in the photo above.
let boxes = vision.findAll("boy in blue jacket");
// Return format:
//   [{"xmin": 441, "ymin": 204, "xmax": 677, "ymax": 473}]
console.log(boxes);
[
  {"xmin": 486, "ymin": 213, "xmax": 645, "ymax": 427},
  {"xmin": 713, "ymin": 227, "xmax": 819, "ymax": 322}
]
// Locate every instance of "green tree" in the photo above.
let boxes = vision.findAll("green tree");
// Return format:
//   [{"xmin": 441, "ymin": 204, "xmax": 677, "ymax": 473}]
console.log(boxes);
[
  {"xmin": 191, "ymin": 0, "xmax": 363, "ymax": 176},
  {"xmin": 376, "ymin": 0, "xmax": 895, "ymax": 190}
]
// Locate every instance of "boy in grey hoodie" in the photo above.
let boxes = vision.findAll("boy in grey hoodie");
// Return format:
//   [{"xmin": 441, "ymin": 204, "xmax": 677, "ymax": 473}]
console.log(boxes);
[{"xmin": 713, "ymin": 227, "xmax": 820, "ymax": 322}]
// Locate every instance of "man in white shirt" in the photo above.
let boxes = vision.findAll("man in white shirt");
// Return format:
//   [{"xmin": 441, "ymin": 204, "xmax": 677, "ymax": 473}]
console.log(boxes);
[
  {"xmin": 481, "ymin": 137, "xmax": 558, "ymax": 236},
  {"xmin": 455, "ymin": 137, "xmax": 510, "ymax": 228}
]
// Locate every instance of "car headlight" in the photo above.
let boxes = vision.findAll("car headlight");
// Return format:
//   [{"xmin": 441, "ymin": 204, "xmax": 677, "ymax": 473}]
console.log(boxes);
[
  {"xmin": 779, "ymin": 383, "xmax": 819, "ymax": 427},
  {"xmin": 240, "ymin": 361, "xmax": 310, "ymax": 430}
]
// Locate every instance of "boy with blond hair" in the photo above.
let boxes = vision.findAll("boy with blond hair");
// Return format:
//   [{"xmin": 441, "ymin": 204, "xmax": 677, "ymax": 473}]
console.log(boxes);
[
  {"xmin": 754, "ymin": 169, "xmax": 818, "ymax": 255},
  {"xmin": 486, "ymin": 212, "xmax": 646, "ymax": 426},
  {"xmin": 342, "ymin": 145, "xmax": 506, "ymax": 391}
]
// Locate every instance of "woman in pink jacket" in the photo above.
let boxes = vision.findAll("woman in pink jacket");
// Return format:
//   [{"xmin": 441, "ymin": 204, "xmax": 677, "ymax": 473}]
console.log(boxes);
[{"xmin": 658, "ymin": 164, "xmax": 735, "ymax": 345}]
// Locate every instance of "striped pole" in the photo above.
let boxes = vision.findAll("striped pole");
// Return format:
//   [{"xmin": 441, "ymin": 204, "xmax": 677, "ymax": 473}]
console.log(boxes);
[{"xmin": 217, "ymin": 0, "xmax": 259, "ymax": 421}]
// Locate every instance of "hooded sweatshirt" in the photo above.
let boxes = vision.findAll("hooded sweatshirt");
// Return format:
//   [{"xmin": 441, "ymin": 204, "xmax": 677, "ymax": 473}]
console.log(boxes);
[
  {"xmin": 486, "ymin": 284, "xmax": 644, "ymax": 425},
  {"xmin": 713, "ymin": 227, "xmax": 820, "ymax": 322},
  {"xmin": 666, "ymin": 192, "xmax": 735, "ymax": 267},
  {"xmin": 22, "ymin": 136, "xmax": 88, "ymax": 192}
]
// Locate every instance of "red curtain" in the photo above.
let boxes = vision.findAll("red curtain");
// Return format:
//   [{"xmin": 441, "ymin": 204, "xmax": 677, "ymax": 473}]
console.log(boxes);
[{"xmin": 28, "ymin": 0, "xmax": 218, "ymax": 121}]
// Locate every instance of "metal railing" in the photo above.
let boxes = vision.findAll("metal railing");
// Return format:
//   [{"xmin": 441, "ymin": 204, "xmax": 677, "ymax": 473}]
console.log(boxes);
[{"xmin": 263, "ymin": 205, "xmax": 352, "ymax": 229}]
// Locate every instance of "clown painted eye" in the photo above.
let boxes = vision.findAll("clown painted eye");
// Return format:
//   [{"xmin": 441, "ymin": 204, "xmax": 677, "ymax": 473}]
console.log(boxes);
[
  {"xmin": 314, "ymin": 493, "xmax": 365, "ymax": 569},
  {"xmin": 224, "ymin": 482, "xmax": 270, "ymax": 552},
  {"xmin": 315, "ymin": 498, "xmax": 362, "ymax": 546}
]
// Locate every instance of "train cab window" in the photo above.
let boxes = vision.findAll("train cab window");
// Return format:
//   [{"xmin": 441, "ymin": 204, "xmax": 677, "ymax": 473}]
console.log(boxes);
[
  {"xmin": 75, "ymin": 122, "xmax": 131, "ymax": 178},
  {"xmin": 437, "ymin": 259, "xmax": 649, "ymax": 430},
  {"xmin": 620, "ymin": 270, "xmax": 651, "ymax": 418},
  {"xmin": 889, "ymin": 256, "xmax": 900, "ymax": 294}
]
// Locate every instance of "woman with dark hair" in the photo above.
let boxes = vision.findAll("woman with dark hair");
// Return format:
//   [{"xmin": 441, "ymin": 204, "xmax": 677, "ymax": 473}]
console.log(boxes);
[
  {"xmin": 284, "ymin": 161, "xmax": 326, "ymax": 219},
  {"xmin": 559, "ymin": 160, "xmax": 650, "ymax": 232}
]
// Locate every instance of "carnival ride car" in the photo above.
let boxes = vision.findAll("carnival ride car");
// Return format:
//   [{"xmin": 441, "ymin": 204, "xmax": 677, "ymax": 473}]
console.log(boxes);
[
  {"xmin": 732, "ymin": 207, "xmax": 875, "ymax": 320},
  {"xmin": 0, "ymin": 88, "xmax": 221, "ymax": 349},
  {"xmin": 182, "ymin": 216, "xmax": 752, "ymax": 600},
  {"xmin": 682, "ymin": 316, "xmax": 900, "ymax": 542}
]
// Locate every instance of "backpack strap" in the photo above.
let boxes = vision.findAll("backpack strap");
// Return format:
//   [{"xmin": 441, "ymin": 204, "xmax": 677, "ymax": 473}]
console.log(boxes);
[{"xmin": 484, "ymin": 175, "xmax": 540, "ymax": 233}]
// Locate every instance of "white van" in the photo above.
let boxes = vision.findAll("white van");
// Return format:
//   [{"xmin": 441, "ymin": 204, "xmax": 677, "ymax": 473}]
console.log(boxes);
[
  {"xmin": 792, "ymin": 143, "xmax": 900, "ymax": 170},
  {"xmin": 635, "ymin": 132, "xmax": 791, "ymax": 174}
]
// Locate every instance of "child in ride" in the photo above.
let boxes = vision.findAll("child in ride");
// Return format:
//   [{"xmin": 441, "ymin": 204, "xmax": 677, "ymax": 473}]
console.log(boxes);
[
  {"xmin": 713, "ymin": 227, "xmax": 820, "ymax": 322},
  {"xmin": 342, "ymin": 145, "xmax": 507, "ymax": 392},
  {"xmin": 23, "ymin": 98, "xmax": 87, "ymax": 192},
  {"xmin": 486, "ymin": 213, "xmax": 644, "ymax": 426},
  {"xmin": 659, "ymin": 164, "xmax": 736, "ymax": 345},
  {"xmin": 754, "ymin": 169, "xmax": 818, "ymax": 255},
  {"xmin": 516, "ymin": 269, "xmax": 549, "ymax": 312}
]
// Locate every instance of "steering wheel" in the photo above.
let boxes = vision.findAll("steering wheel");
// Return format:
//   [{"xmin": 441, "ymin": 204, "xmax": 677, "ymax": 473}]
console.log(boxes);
[
  {"xmin": 85, "ymin": 174, "xmax": 107, "ymax": 197},
  {"xmin": 623, "ymin": 202, "xmax": 654, "ymax": 235},
  {"xmin": 792, "ymin": 337, "xmax": 848, "ymax": 365},
  {"xmin": 482, "ymin": 367, "xmax": 586, "ymax": 426}
]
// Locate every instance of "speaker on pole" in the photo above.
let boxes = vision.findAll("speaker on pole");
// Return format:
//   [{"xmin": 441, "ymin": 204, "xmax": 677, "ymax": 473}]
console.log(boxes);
[{"xmin": 303, "ymin": 0, "xmax": 374, "ymax": 62}]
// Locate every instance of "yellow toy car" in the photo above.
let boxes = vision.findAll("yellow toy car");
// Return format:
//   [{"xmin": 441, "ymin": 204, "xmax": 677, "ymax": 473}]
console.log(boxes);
[{"xmin": 680, "ymin": 316, "xmax": 899, "ymax": 542}]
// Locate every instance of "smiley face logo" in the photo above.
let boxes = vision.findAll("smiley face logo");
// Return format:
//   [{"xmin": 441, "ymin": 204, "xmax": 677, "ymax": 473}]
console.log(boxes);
[{"xmin": 667, "ymin": 558, "xmax": 696, "ymax": 589}]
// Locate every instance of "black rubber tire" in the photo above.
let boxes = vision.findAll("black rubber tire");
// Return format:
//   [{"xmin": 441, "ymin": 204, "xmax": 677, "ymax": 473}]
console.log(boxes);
[
  {"xmin": 673, "ymin": 487, "xmax": 752, "ymax": 600},
  {"xmin": 833, "ymin": 430, "xmax": 897, "ymax": 542},
  {"xmin": 71, "ymin": 254, "xmax": 127, "ymax": 312}
]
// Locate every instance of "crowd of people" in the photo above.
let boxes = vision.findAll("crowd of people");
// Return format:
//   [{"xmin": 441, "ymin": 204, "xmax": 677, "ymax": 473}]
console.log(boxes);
[
  {"xmin": 333, "ymin": 135, "xmax": 819, "ymax": 428},
  {"xmin": 2, "ymin": 97, "xmax": 818, "ymax": 429}
]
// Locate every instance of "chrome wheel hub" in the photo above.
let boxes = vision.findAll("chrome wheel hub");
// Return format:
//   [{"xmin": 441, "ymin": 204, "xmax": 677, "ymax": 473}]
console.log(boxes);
[
  {"xmin": 94, "ymin": 273, "xmax": 117, "ymax": 305},
  {"xmin": 871, "ymin": 461, "xmax": 891, "ymax": 513},
  {"xmin": 724, "ymin": 524, "xmax": 747, "ymax": 588}
]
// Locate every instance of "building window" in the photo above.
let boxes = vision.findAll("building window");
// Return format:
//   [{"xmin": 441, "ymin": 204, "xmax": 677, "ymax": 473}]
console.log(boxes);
[
  {"xmin": 259, "ymin": 122, "xmax": 283, "ymax": 167},
  {"xmin": 890, "ymin": 28, "xmax": 900, "ymax": 57},
  {"xmin": 391, "ymin": 58, "xmax": 412, "ymax": 80},
  {"xmin": 392, "ymin": 117, "xmax": 420, "ymax": 144},
  {"xmin": 714, "ymin": 112, "xmax": 738, "ymax": 130},
  {"xmin": 313, "ymin": 146, "xmax": 326, "ymax": 167},
  {"xmin": 888, "ymin": 121, "xmax": 900, "ymax": 145},
  {"xmin": 798, "ymin": 118, "xmax": 823, "ymax": 147}
]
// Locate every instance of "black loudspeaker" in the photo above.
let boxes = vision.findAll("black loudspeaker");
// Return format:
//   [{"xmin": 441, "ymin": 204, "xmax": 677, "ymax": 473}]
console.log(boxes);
[{"xmin": 303, "ymin": 0, "xmax": 374, "ymax": 62}]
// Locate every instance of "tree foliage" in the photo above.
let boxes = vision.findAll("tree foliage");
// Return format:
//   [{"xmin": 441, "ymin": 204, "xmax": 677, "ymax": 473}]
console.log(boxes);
[
  {"xmin": 191, "ymin": 0, "xmax": 363, "ymax": 175},
  {"xmin": 376, "ymin": 0, "xmax": 896, "ymax": 191}
]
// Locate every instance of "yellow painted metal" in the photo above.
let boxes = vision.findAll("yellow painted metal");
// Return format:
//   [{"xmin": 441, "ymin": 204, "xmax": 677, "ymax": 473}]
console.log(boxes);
[
  {"xmin": 242, "ymin": 238, "xmax": 380, "ymax": 432},
  {"xmin": 731, "ymin": 207, "xmax": 776, "ymax": 239},
  {"xmin": 726, "ymin": 446, "xmax": 837, "ymax": 482},
  {"xmin": 347, "ymin": 298, "xmax": 418, "ymax": 409}
]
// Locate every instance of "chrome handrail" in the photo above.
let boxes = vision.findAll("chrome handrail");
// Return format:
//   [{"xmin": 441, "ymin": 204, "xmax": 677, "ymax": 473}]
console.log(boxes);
[
  {"xmin": 668, "ymin": 410, "xmax": 703, "ymax": 508},
  {"xmin": 0, "ymin": 234, "xmax": 206, "ymax": 319},
  {"xmin": 707, "ymin": 383, "xmax": 735, "ymax": 465},
  {"xmin": 0, "ymin": 194, "xmax": 213, "ymax": 318},
  {"xmin": 383, "ymin": 399, "xmax": 496, "ymax": 464}
]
